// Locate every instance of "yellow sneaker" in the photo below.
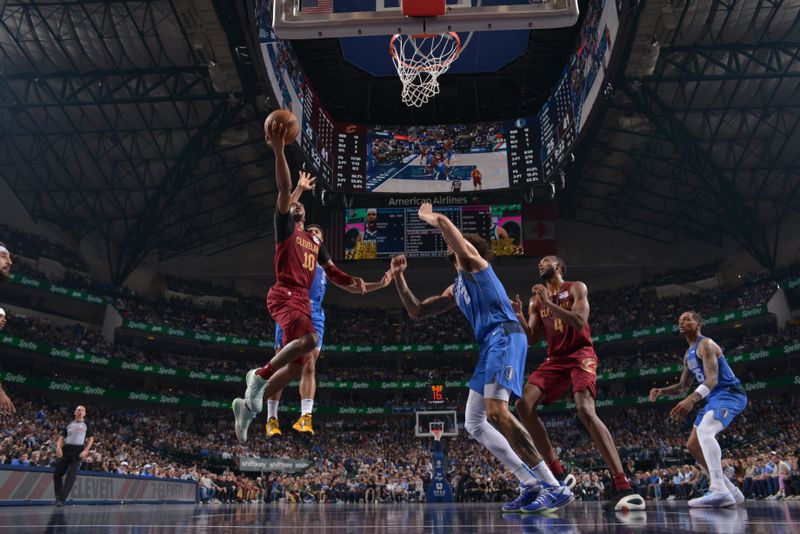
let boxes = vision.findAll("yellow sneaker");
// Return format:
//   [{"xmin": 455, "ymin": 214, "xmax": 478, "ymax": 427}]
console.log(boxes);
[
  {"xmin": 292, "ymin": 413, "xmax": 314, "ymax": 435},
  {"xmin": 265, "ymin": 417, "xmax": 282, "ymax": 438}
]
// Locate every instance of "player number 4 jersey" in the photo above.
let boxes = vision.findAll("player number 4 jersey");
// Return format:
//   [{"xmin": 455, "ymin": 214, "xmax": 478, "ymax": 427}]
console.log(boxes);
[{"xmin": 538, "ymin": 281, "xmax": 594, "ymax": 359}]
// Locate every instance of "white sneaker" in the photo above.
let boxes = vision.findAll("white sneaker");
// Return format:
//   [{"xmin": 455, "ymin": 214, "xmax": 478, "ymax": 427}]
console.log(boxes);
[
  {"xmin": 724, "ymin": 480, "xmax": 745, "ymax": 505},
  {"xmin": 689, "ymin": 490, "xmax": 736, "ymax": 508},
  {"xmin": 244, "ymin": 369, "xmax": 268, "ymax": 413},
  {"xmin": 667, "ymin": 495, "xmax": 676, "ymax": 501},
  {"xmin": 232, "ymin": 398, "xmax": 257, "ymax": 445}
]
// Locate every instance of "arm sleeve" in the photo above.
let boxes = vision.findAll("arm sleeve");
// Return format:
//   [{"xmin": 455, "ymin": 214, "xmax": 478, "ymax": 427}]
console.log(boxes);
[
  {"xmin": 318, "ymin": 244, "xmax": 331, "ymax": 264},
  {"xmin": 274, "ymin": 210, "xmax": 296, "ymax": 242},
  {"xmin": 322, "ymin": 260, "xmax": 355, "ymax": 287}
]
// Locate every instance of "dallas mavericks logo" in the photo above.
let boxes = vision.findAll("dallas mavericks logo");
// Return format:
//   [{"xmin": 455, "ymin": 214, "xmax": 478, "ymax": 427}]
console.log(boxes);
[
  {"xmin": 721, "ymin": 408, "xmax": 729, "ymax": 419},
  {"xmin": 504, "ymin": 367, "xmax": 514, "ymax": 381}
]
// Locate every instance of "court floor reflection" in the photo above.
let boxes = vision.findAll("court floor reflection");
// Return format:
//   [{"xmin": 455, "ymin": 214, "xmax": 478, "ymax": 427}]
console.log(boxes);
[{"xmin": 0, "ymin": 500, "xmax": 797, "ymax": 533}]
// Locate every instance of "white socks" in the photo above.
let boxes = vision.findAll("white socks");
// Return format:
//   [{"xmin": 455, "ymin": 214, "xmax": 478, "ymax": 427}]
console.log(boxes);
[
  {"xmin": 465, "ymin": 390, "xmax": 555, "ymax": 487},
  {"xmin": 697, "ymin": 411, "xmax": 727, "ymax": 493},
  {"xmin": 532, "ymin": 461, "xmax": 560, "ymax": 486},
  {"xmin": 267, "ymin": 400, "xmax": 279, "ymax": 420},
  {"xmin": 267, "ymin": 399, "xmax": 313, "ymax": 418}
]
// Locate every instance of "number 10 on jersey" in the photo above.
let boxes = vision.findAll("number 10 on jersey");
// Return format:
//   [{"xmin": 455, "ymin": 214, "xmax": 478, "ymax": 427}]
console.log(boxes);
[{"xmin": 302, "ymin": 252, "xmax": 316, "ymax": 272}]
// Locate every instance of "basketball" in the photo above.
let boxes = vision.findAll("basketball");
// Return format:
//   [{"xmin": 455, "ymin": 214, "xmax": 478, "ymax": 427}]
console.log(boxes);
[{"xmin": 264, "ymin": 109, "xmax": 300, "ymax": 144}]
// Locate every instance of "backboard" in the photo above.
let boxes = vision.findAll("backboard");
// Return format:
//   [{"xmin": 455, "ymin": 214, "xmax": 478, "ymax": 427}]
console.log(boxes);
[
  {"xmin": 415, "ymin": 410, "xmax": 459, "ymax": 438},
  {"xmin": 273, "ymin": 0, "xmax": 581, "ymax": 39}
]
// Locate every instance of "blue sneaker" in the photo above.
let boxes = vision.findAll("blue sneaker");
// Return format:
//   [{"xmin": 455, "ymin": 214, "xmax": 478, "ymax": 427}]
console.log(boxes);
[
  {"xmin": 522, "ymin": 484, "xmax": 574, "ymax": 514},
  {"xmin": 688, "ymin": 490, "xmax": 736, "ymax": 508},
  {"xmin": 502, "ymin": 484, "xmax": 542, "ymax": 513}
]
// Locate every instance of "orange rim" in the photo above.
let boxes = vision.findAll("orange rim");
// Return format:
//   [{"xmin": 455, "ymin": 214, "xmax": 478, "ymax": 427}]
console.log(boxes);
[{"xmin": 389, "ymin": 32, "xmax": 462, "ymax": 72}]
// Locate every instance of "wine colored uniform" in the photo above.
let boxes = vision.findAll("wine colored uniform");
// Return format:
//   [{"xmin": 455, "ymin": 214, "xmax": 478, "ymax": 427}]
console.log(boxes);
[
  {"xmin": 527, "ymin": 281, "xmax": 598, "ymax": 404},
  {"xmin": 266, "ymin": 210, "xmax": 331, "ymax": 364}
]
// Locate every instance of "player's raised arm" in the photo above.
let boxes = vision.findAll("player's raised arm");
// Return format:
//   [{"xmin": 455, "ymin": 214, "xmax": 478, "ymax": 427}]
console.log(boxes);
[
  {"xmin": 533, "ymin": 281, "xmax": 590, "ymax": 329},
  {"xmin": 391, "ymin": 255, "xmax": 456, "ymax": 319},
  {"xmin": 417, "ymin": 203, "xmax": 488, "ymax": 271},
  {"xmin": 290, "ymin": 172, "xmax": 316, "ymax": 205},
  {"xmin": 335, "ymin": 270, "xmax": 393, "ymax": 294},
  {"xmin": 318, "ymin": 245, "xmax": 366, "ymax": 295},
  {"xmin": 265, "ymin": 121, "xmax": 292, "ymax": 214}
]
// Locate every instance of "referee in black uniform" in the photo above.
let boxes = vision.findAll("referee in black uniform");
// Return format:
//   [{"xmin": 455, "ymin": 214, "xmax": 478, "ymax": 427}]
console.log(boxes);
[{"xmin": 53, "ymin": 405, "xmax": 94, "ymax": 506}]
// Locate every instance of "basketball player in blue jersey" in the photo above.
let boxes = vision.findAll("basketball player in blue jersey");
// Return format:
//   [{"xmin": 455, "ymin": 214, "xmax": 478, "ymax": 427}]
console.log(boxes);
[
  {"xmin": 649, "ymin": 311, "xmax": 748, "ymax": 508},
  {"xmin": 390, "ymin": 203, "xmax": 573, "ymax": 514}
]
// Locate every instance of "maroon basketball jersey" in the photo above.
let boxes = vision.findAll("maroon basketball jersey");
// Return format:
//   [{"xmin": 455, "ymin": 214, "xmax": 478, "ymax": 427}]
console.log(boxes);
[
  {"xmin": 274, "ymin": 226, "xmax": 322, "ymax": 290},
  {"xmin": 537, "ymin": 281, "xmax": 594, "ymax": 359}
]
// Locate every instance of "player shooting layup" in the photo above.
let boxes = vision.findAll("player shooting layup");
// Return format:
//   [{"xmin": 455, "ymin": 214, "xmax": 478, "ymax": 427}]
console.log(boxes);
[{"xmin": 233, "ymin": 120, "xmax": 365, "ymax": 444}]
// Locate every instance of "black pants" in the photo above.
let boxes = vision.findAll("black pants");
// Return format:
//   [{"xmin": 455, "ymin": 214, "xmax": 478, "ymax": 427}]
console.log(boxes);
[{"xmin": 53, "ymin": 455, "xmax": 81, "ymax": 502}]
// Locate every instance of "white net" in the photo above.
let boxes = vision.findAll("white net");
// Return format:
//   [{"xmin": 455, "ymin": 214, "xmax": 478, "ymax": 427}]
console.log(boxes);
[{"xmin": 390, "ymin": 32, "xmax": 461, "ymax": 108}]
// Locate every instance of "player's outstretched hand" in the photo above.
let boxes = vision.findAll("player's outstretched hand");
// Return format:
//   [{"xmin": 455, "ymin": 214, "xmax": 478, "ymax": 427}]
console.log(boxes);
[
  {"xmin": 352, "ymin": 277, "xmax": 367, "ymax": 295},
  {"xmin": 669, "ymin": 398, "xmax": 694, "ymax": 420},
  {"xmin": 417, "ymin": 203, "xmax": 439, "ymax": 227},
  {"xmin": 390, "ymin": 255, "xmax": 408, "ymax": 276},
  {"xmin": 298, "ymin": 172, "xmax": 316, "ymax": 191},
  {"xmin": 648, "ymin": 388, "xmax": 661, "ymax": 402},
  {"xmin": 510, "ymin": 294, "xmax": 524, "ymax": 315},
  {"xmin": 265, "ymin": 121, "xmax": 287, "ymax": 152},
  {"xmin": 0, "ymin": 389, "xmax": 15, "ymax": 414}
]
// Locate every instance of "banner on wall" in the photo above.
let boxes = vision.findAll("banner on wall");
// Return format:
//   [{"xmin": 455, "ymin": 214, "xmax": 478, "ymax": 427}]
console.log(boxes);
[
  {"xmin": 0, "ymin": 466, "xmax": 196, "ymax": 505},
  {"xmin": 2, "ymin": 331, "xmax": 796, "ymax": 387},
  {"xmin": 6, "ymin": 273, "xmax": 106, "ymax": 305},
  {"xmin": 0, "ymin": 368, "xmax": 795, "ymax": 414}
]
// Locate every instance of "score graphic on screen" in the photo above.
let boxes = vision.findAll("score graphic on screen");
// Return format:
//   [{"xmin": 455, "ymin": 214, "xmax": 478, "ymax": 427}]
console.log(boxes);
[
  {"xmin": 430, "ymin": 384, "xmax": 445, "ymax": 405},
  {"xmin": 505, "ymin": 115, "xmax": 543, "ymax": 186},
  {"xmin": 344, "ymin": 204, "xmax": 524, "ymax": 260}
]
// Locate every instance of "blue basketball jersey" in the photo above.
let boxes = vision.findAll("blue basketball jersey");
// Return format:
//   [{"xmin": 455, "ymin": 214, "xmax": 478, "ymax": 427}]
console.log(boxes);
[
  {"xmin": 453, "ymin": 265, "xmax": 518, "ymax": 344},
  {"xmin": 309, "ymin": 265, "xmax": 327, "ymax": 313},
  {"xmin": 687, "ymin": 335, "xmax": 740, "ymax": 390}
]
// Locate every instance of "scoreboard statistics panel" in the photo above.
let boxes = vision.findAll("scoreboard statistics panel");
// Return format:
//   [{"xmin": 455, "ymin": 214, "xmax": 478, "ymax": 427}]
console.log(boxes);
[
  {"xmin": 301, "ymin": 77, "xmax": 368, "ymax": 192},
  {"xmin": 344, "ymin": 204, "xmax": 524, "ymax": 260}
]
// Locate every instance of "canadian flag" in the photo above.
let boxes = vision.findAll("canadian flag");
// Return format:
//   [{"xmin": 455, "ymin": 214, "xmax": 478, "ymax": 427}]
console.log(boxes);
[{"xmin": 523, "ymin": 205, "xmax": 557, "ymax": 257}]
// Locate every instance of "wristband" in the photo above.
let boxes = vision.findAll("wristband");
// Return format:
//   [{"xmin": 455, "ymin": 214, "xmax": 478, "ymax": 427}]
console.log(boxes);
[{"xmin": 694, "ymin": 384, "xmax": 710, "ymax": 399}]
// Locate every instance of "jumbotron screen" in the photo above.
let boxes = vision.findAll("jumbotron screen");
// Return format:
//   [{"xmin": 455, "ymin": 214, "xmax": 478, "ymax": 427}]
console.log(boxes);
[{"xmin": 344, "ymin": 204, "xmax": 523, "ymax": 260}]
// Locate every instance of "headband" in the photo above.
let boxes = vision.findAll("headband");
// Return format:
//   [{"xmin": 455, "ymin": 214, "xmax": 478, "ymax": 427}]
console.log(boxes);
[{"xmin": 0, "ymin": 246, "xmax": 8, "ymax": 255}]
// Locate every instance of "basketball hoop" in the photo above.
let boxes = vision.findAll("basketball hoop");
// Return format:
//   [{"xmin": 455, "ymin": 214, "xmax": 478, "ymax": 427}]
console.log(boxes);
[
  {"xmin": 390, "ymin": 32, "xmax": 462, "ymax": 108},
  {"xmin": 431, "ymin": 428, "xmax": 444, "ymax": 442}
]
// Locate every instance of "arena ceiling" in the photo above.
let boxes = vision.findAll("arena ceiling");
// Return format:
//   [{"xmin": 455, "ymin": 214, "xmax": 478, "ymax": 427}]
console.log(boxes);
[
  {"xmin": 564, "ymin": 0, "xmax": 800, "ymax": 269},
  {"xmin": 0, "ymin": 0, "xmax": 276, "ymax": 283}
]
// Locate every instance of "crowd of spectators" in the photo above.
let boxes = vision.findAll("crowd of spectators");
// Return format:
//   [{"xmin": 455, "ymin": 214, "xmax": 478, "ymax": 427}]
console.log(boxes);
[
  {"xmin": 0, "ymin": 224, "xmax": 89, "ymax": 272},
  {"xmin": 2, "ymin": 223, "xmax": 795, "ymax": 348},
  {"xmin": 0, "ymin": 394, "xmax": 798, "ymax": 504},
  {"xmin": 6, "ymin": 310, "xmax": 799, "ymax": 387},
  {"xmin": 161, "ymin": 273, "xmax": 234, "ymax": 298}
]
